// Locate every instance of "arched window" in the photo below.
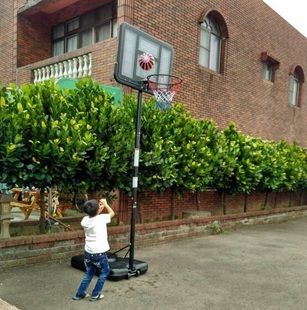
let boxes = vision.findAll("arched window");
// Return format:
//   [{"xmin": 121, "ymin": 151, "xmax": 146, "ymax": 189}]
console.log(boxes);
[
  {"xmin": 199, "ymin": 16, "xmax": 222, "ymax": 72},
  {"xmin": 289, "ymin": 65, "xmax": 304, "ymax": 107},
  {"xmin": 289, "ymin": 71, "xmax": 299, "ymax": 106}
]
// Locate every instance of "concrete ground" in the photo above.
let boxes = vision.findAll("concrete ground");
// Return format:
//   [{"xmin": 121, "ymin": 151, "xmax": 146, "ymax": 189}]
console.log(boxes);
[{"xmin": 1, "ymin": 216, "xmax": 307, "ymax": 310}]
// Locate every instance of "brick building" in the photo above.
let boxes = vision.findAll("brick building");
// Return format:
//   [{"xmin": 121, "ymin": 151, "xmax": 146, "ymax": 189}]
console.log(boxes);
[{"xmin": 0, "ymin": 0, "xmax": 306, "ymax": 146}]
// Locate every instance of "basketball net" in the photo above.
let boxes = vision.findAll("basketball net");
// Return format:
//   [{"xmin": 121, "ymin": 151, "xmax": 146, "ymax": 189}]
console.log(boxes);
[{"xmin": 147, "ymin": 74, "xmax": 183, "ymax": 110}]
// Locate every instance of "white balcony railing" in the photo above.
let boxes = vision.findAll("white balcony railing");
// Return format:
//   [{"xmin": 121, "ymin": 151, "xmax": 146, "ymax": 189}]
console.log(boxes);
[{"xmin": 33, "ymin": 53, "xmax": 92, "ymax": 83}]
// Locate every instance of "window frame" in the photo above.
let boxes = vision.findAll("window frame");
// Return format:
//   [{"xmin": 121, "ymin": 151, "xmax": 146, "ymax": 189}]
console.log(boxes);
[
  {"xmin": 288, "ymin": 65, "xmax": 305, "ymax": 107},
  {"xmin": 260, "ymin": 52, "xmax": 280, "ymax": 83},
  {"xmin": 51, "ymin": 2, "xmax": 117, "ymax": 57},
  {"xmin": 289, "ymin": 71, "xmax": 300, "ymax": 106},
  {"xmin": 263, "ymin": 63, "xmax": 272, "ymax": 81},
  {"xmin": 199, "ymin": 16, "xmax": 222, "ymax": 73},
  {"xmin": 198, "ymin": 9, "xmax": 228, "ymax": 75}
]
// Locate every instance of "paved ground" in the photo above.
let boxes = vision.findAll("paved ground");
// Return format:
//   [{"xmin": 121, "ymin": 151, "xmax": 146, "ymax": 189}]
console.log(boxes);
[{"xmin": 1, "ymin": 216, "xmax": 307, "ymax": 310}]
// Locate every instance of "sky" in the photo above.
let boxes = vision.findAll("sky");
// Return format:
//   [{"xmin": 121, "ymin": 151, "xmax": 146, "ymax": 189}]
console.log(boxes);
[{"xmin": 262, "ymin": 0, "xmax": 307, "ymax": 38}]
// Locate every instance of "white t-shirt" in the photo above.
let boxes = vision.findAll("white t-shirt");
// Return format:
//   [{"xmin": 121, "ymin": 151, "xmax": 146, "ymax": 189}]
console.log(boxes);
[{"xmin": 81, "ymin": 214, "xmax": 111, "ymax": 254}]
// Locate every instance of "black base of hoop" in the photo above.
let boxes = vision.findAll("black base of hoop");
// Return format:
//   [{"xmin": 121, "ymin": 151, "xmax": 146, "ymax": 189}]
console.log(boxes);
[{"xmin": 141, "ymin": 79, "xmax": 151, "ymax": 93}]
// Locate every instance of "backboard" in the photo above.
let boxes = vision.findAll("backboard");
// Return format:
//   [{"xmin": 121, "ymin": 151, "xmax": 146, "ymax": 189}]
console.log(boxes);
[{"xmin": 114, "ymin": 22, "xmax": 174, "ymax": 93}]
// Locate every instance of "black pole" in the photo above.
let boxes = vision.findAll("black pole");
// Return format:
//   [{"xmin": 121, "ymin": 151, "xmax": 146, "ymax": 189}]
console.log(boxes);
[{"xmin": 129, "ymin": 89, "xmax": 143, "ymax": 272}]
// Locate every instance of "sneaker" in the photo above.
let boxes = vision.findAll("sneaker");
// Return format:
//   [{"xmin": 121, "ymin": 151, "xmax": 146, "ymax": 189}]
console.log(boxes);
[
  {"xmin": 72, "ymin": 293, "xmax": 90, "ymax": 300},
  {"xmin": 89, "ymin": 294, "xmax": 104, "ymax": 302}
]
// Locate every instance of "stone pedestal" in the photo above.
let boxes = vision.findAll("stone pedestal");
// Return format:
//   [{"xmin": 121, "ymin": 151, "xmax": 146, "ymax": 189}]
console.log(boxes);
[
  {"xmin": 0, "ymin": 218, "xmax": 13, "ymax": 238},
  {"xmin": 0, "ymin": 193, "xmax": 14, "ymax": 239}
]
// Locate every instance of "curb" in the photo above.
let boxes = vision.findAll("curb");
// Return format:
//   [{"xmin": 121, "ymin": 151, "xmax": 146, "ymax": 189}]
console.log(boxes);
[{"xmin": 0, "ymin": 299, "xmax": 20, "ymax": 310}]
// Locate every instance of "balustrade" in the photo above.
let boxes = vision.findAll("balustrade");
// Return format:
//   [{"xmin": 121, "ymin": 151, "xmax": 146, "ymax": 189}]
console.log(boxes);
[{"xmin": 33, "ymin": 53, "xmax": 92, "ymax": 83}]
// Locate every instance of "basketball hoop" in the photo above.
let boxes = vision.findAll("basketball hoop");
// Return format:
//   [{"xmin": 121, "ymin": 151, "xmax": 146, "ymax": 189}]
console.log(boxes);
[{"xmin": 147, "ymin": 74, "xmax": 183, "ymax": 110}]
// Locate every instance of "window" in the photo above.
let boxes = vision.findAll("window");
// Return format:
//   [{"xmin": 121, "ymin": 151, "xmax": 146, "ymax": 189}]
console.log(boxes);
[
  {"xmin": 52, "ymin": 40, "xmax": 64, "ymax": 56},
  {"xmin": 53, "ymin": 24, "xmax": 64, "ymax": 39},
  {"xmin": 67, "ymin": 18, "xmax": 79, "ymax": 32},
  {"xmin": 261, "ymin": 52, "xmax": 280, "ymax": 82},
  {"xmin": 289, "ymin": 71, "xmax": 300, "ymax": 106},
  {"xmin": 288, "ymin": 65, "xmax": 305, "ymax": 107},
  {"xmin": 96, "ymin": 22, "xmax": 111, "ymax": 42},
  {"xmin": 80, "ymin": 30, "xmax": 92, "ymax": 48},
  {"xmin": 263, "ymin": 63, "xmax": 272, "ymax": 81},
  {"xmin": 199, "ymin": 16, "xmax": 222, "ymax": 72},
  {"xmin": 66, "ymin": 35, "xmax": 78, "ymax": 52},
  {"xmin": 51, "ymin": 2, "xmax": 117, "ymax": 57}
]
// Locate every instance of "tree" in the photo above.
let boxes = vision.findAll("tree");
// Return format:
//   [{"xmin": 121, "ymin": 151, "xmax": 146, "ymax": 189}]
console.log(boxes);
[
  {"xmin": 139, "ymin": 101, "xmax": 219, "ymax": 219},
  {"xmin": 276, "ymin": 141, "xmax": 306, "ymax": 207},
  {"xmin": 63, "ymin": 78, "xmax": 134, "ymax": 195},
  {"xmin": 256, "ymin": 140, "xmax": 286, "ymax": 208},
  {"xmin": 211, "ymin": 122, "xmax": 242, "ymax": 214},
  {"xmin": 0, "ymin": 80, "xmax": 102, "ymax": 232}
]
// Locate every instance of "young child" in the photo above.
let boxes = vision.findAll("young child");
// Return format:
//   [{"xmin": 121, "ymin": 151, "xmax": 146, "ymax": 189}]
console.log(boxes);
[{"xmin": 73, "ymin": 198, "xmax": 115, "ymax": 302}]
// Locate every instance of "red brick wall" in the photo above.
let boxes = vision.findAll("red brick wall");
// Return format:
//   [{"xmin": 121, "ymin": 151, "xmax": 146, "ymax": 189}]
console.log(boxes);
[
  {"xmin": 17, "ymin": 14, "xmax": 51, "ymax": 67},
  {"xmin": 90, "ymin": 38, "xmax": 118, "ymax": 86},
  {"xmin": 0, "ymin": 1, "xmax": 15, "ymax": 83},
  {"xmin": 116, "ymin": 189, "xmax": 307, "ymax": 224},
  {"xmin": 2, "ymin": 207, "xmax": 307, "ymax": 271}
]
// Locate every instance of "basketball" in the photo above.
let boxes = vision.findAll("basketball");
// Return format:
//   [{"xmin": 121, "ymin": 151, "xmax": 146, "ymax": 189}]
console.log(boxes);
[{"xmin": 138, "ymin": 52, "xmax": 155, "ymax": 71}]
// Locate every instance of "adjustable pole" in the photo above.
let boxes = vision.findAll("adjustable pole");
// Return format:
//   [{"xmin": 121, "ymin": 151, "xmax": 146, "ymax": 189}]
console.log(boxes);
[{"xmin": 128, "ymin": 89, "xmax": 143, "ymax": 273}]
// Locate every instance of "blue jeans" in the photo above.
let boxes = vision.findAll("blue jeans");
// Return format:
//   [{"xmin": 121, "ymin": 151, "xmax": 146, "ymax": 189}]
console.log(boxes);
[{"xmin": 75, "ymin": 251, "xmax": 110, "ymax": 298}]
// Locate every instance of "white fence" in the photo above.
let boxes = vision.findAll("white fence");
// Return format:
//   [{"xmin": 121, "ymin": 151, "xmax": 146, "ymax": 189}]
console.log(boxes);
[{"xmin": 33, "ymin": 53, "xmax": 92, "ymax": 83}]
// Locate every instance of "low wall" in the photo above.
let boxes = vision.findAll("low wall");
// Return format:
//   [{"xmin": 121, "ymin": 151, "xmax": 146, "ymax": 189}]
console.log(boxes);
[{"xmin": 1, "ymin": 206, "xmax": 307, "ymax": 271}]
